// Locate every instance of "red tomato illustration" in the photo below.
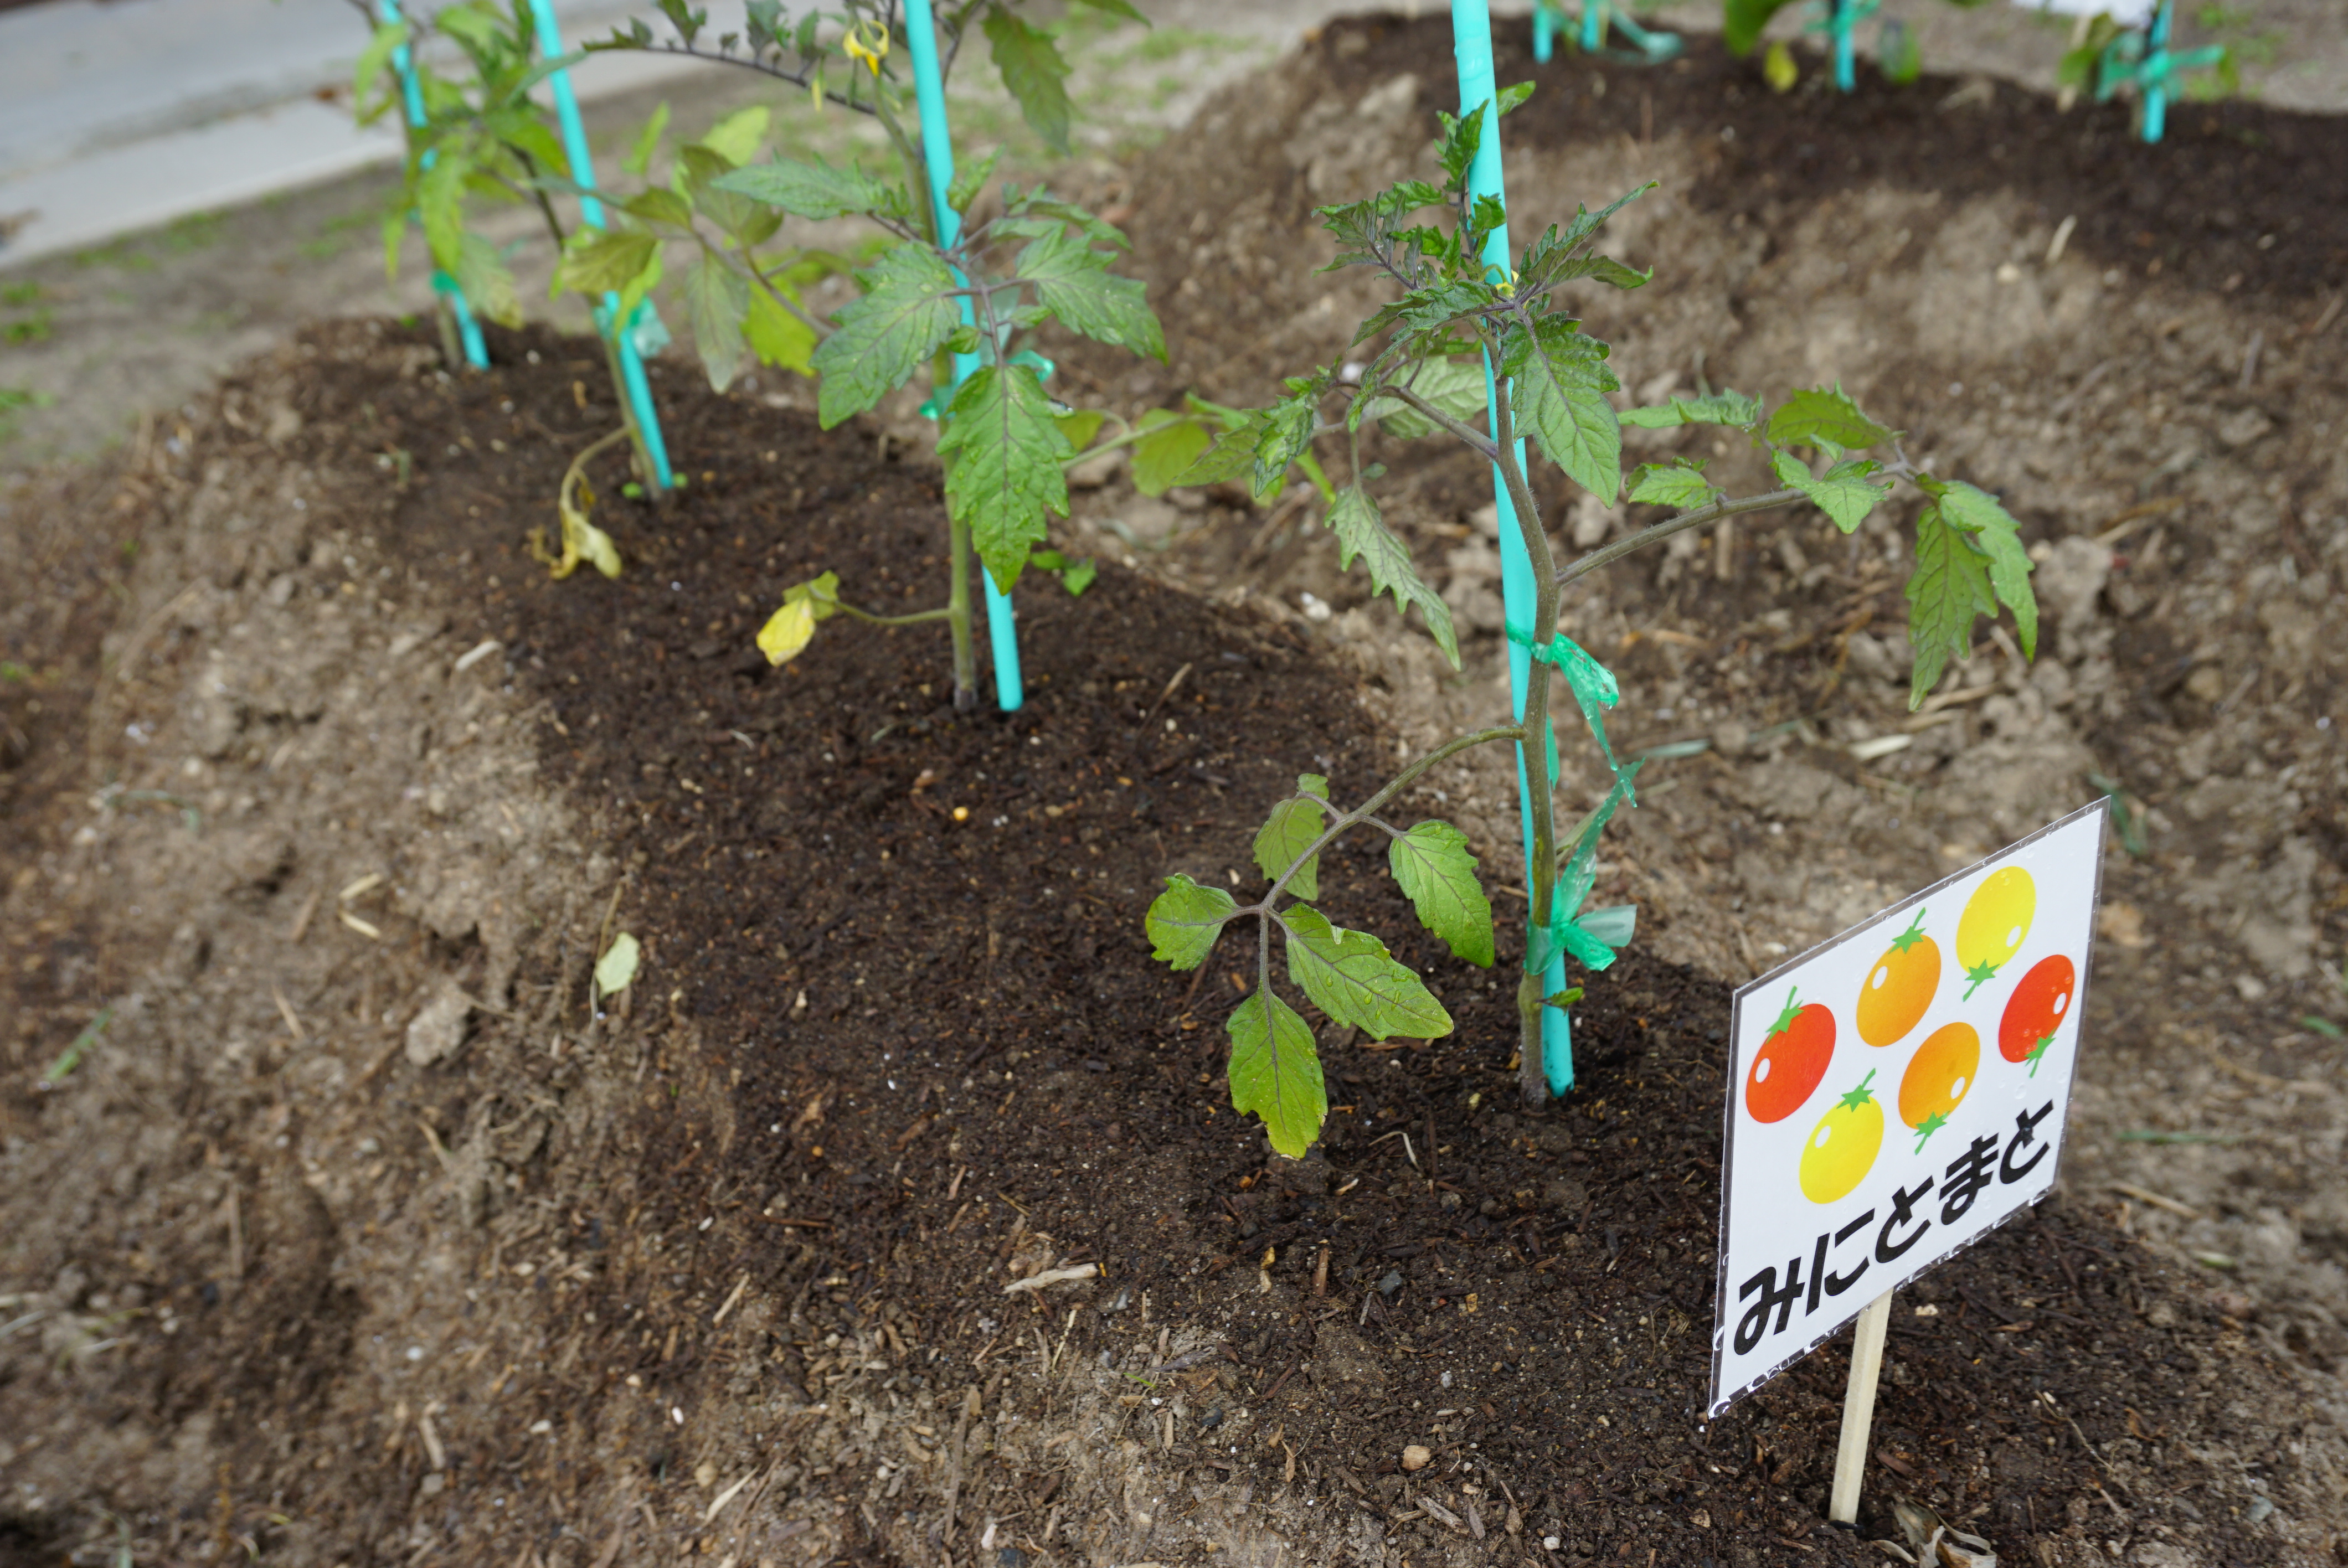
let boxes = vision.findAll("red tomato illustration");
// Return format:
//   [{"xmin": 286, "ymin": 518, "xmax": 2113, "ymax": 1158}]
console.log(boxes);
[
  {"xmin": 1745, "ymin": 988, "xmax": 1835, "ymax": 1124},
  {"xmin": 1999, "ymin": 954, "xmax": 2076, "ymax": 1075}
]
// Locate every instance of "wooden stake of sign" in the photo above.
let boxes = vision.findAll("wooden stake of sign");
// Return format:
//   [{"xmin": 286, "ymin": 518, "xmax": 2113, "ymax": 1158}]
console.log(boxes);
[{"xmin": 1830, "ymin": 1290, "xmax": 1895, "ymax": 1525}]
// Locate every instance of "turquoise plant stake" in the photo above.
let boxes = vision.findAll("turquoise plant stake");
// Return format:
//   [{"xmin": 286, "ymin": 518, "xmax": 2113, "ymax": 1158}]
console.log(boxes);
[
  {"xmin": 379, "ymin": 0, "xmax": 488, "ymax": 369},
  {"xmin": 1454, "ymin": 0, "xmax": 1577, "ymax": 1094},
  {"xmin": 527, "ymin": 0, "xmax": 675, "ymax": 492},
  {"xmin": 1531, "ymin": 0, "xmax": 1682, "ymax": 64},
  {"xmin": 904, "ymin": 0, "xmax": 1025, "ymax": 713},
  {"xmin": 2093, "ymin": 0, "xmax": 2228, "ymax": 142}
]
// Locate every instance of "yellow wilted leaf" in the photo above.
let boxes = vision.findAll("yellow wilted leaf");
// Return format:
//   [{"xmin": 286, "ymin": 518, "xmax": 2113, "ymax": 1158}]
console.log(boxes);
[
  {"xmin": 758, "ymin": 599, "xmax": 818, "ymax": 664},
  {"xmin": 1763, "ymin": 41, "xmax": 1798, "ymax": 92}
]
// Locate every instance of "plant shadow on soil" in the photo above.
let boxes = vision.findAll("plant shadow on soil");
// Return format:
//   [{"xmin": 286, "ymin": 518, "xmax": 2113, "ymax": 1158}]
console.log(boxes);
[{"xmin": 4, "ymin": 16, "xmax": 2347, "ymax": 1568}]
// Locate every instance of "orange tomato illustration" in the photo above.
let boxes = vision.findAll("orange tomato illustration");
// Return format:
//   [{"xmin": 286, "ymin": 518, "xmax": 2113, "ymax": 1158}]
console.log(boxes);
[
  {"xmin": 1899, "ymin": 1022, "xmax": 1980, "ymax": 1152},
  {"xmin": 1856, "ymin": 907, "xmax": 1939, "ymax": 1047}
]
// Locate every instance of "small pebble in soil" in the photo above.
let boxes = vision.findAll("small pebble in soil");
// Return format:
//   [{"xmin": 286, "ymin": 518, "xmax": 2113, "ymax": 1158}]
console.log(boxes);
[
  {"xmin": 1378, "ymin": 1270, "xmax": 1403, "ymax": 1298},
  {"xmin": 998, "ymin": 1551, "xmax": 1026, "ymax": 1568},
  {"xmin": 1402, "ymin": 1445, "xmax": 1432, "ymax": 1471}
]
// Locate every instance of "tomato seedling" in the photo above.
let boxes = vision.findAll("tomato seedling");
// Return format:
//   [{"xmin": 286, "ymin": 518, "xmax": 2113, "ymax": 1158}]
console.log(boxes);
[
  {"xmin": 580, "ymin": 1, "xmax": 1164, "ymax": 711},
  {"xmin": 1146, "ymin": 89, "xmax": 2040, "ymax": 1156}
]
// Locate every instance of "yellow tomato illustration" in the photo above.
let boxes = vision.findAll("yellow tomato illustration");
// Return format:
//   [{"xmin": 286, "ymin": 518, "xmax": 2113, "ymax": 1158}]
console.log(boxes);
[
  {"xmin": 1898, "ymin": 1022, "xmax": 1980, "ymax": 1152},
  {"xmin": 1856, "ymin": 907, "xmax": 1940, "ymax": 1047},
  {"xmin": 1956, "ymin": 866, "xmax": 2035, "ymax": 999},
  {"xmin": 1798, "ymin": 1071, "xmax": 1884, "ymax": 1205}
]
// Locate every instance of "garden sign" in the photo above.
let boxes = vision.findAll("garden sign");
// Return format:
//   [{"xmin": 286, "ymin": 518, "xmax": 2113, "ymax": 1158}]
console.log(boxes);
[{"xmin": 1708, "ymin": 801, "xmax": 2106, "ymax": 1510}]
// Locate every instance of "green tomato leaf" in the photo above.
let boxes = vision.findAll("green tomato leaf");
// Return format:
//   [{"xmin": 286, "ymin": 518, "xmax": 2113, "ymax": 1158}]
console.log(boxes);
[
  {"xmin": 1771, "ymin": 449, "xmax": 1891, "ymax": 534},
  {"xmin": 1387, "ymin": 820, "xmax": 1495, "ymax": 967},
  {"xmin": 1496, "ymin": 80, "xmax": 1536, "ymax": 115},
  {"xmin": 622, "ymin": 101, "xmax": 670, "ymax": 177},
  {"xmin": 554, "ymin": 229, "xmax": 660, "ymax": 297},
  {"xmin": 353, "ymin": 21, "xmax": 409, "ymax": 122},
  {"xmin": 1167, "ymin": 409, "xmax": 1271, "ymax": 489},
  {"xmin": 1327, "ymin": 484, "xmax": 1460, "ymax": 668},
  {"xmin": 1619, "ymin": 389, "xmax": 1761, "ymax": 429},
  {"xmin": 694, "ymin": 104, "xmax": 770, "ymax": 167},
  {"xmin": 1927, "ymin": 478, "xmax": 2038, "ymax": 659},
  {"xmin": 683, "ymin": 252, "xmax": 750, "ymax": 391},
  {"xmin": 1252, "ymin": 775, "xmax": 1330, "ymax": 899},
  {"xmin": 1365, "ymin": 356, "xmax": 1488, "ymax": 439},
  {"xmin": 1627, "ymin": 461, "xmax": 1718, "ymax": 509},
  {"xmin": 1130, "ymin": 411, "xmax": 1212, "ymax": 496},
  {"xmin": 1226, "ymin": 988, "xmax": 1326, "ymax": 1159},
  {"xmin": 744, "ymin": 278, "xmax": 816, "ymax": 375},
  {"xmin": 1765, "ymin": 385, "xmax": 1897, "ymax": 451},
  {"xmin": 982, "ymin": 9, "xmax": 1074, "ymax": 154},
  {"xmin": 1065, "ymin": 0, "xmax": 1148, "ymax": 18},
  {"xmin": 677, "ymin": 143, "xmax": 770, "ymax": 241},
  {"xmin": 1724, "ymin": 0, "xmax": 1800, "ymax": 54},
  {"xmin": 945, "ymin": 146, "xmax": 1004, "ymax": 216},
  {"xmin": 809, "ymin": 243, "xmax": 961, "ymax": 427},
  {"xmin": 620, "ymin": 187, "xmax": 696, "ymax": 229},
  {"xmin": 1501, "ymin": 316, "xmax": 1622, "ymax": 501},
  {"xmin": 1013, "ymin": 226, "xmax": 1165, "ymax": 360},
  {"xmin": 714, "ymin": 155, "xmax": 895, "ymax": 220},
  {"xmin": 1436, "ymin": 98, "xmax": 1487, "ymax": 190},
  {"xmin": 1254, "ymin": 384, "xmax": 1322, "ymax": 498},
  {"xmin": 1906, "ymin": 502, "xmax": 1996, "ymax": 708},
  {"xmin": 1146, "ymin": 874, "xmax": 1239, "ymax": 970},
  {"xmin": 1283, "ymin": 908, "xmax": 1456, "ymax": 1041},
  {"xmin": 937, "ymin": 364, "xmax": 1073, "ymax": 592},
  {"xmin": 417, "ymin": 150, "xmax": 470, "ymax": 274},
  {"xmin": 454, "ymin": 233, "xmax": 522, "ymax": 328}
]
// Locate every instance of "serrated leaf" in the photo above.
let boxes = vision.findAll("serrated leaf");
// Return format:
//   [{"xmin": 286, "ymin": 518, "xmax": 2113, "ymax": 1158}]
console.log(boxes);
[
  {"xmin": 1501, "ymin": 317, "xmax": 1621, "ymax": 501},
  {"xmin": 1059, "ymin": 558, "xmax": 1096, "ymax": 594},
  {"xmin": 1254, "ymin": 386, "xmax": 1321, "ymax": 498},
  {"xmin": 983, "ymin": 9, "xmax": 1073, "ymax": 154},
  {"xmin": 744, "ymin": 278, "xmax": 816, "ymax": 374},
  {"xmin": 1771, "ymin": 450, "xmax": 1890, "ymax": 533},
  {"xmin": 714, "ymin": 156, "xmax": 893, "ymax": 220},
  {"xmin": 1065, "ymin": 0, "xmax": 1147, "ymax": 17},
  {"xmin": 1013, "ymin": 226, "xmax": 1165, "ymax": 360},
  {"xmin": 1283, "ymin": 908, "xmax": 1455, "ymax": 1041},
  {"xmin": 1327, "ymin": 485, "xmax": 1460, "ymax": 668},
  {"xmin": 683, "ymin": 253, "xmax": 749, "ymax": 391},
  {"xmin": 1619, "ymin": 390, "xmax": 1761, "ymax": 429},
  {"xmin": 1766, "ymin": 386, "xmax": 1896, "ymax": 451},
  {"xmin": 353, "ymin": 21, "xmax": 409, "ymax": 121},
  {"xmin": 417, "ymin": 151, "xmax": 469, "ymax": 274},
  {"xmin": 810, "ymin": 243, "xmax": 960, "ymax": 427},
  {"xmin": 1437, "ymin": 98, "xmax": 1487, "ymax": 189},
  {"xmin": 1516, "ymin": 185, "xmax": 1654, "ymax": 289},
  {"xmin": 1906, "ymin": 502, "xmax": 1996, "ymax": 707},
  {"xmin": 622, "ymin": 101, "xmax": 670, "ymax": 177},
  {"xmin": 1928, "ymin": 479, "xmax": 2038, "ymax": 658},
  {"xmin": 695, "ymin": 104, "xmax": 769, "ymax": 167},
  {"xmin": 1497, "ymin": 80, "xmax": 1536, "ymax": 114},
  {"xmin": 1365, "ymin": 357, "xmax": 1488, "ymax": 439},
  {"xmin": 454, "ymin": 233, "xmax": 522, "ymax": 328},
  {"xmin": 677, "ymin": 143, "xmax": 769, "ymax": 242},
  {"xmin": 1054, "ymin": 409, "xmax": 1105, "ymax": 450},
  {"xmin": 1146, "ymin": 874, "xmax": 1239, "ymax": 970},
  {"xmin": 937, "ymin": 364, "xmax": 1071, "ymax": 591},
  {"xmin": 1253, "ymin": 775, "xmax": 1330, "ymax": 899},
  {"xmin": 945, "ymin": 146, "xmax": 1003, "ymax": 215},
  {"xmin": 620, "ymin": 187, "xmax": 696, "ymax": 229},
  {"xmin": 1350, "ymin": 278, "xmax": 1497, "ymax": 348},
  {"xmin": 1387, "ymin": 820, "xmax": 1495, "ymax": 967},
  {"xmin": 1627, "ymin": 462, "xmax": 1717, "ymax": 509},
  {"xmin": 554, "ymin": 229, "xmax": 660, "ymax": 297},
  {"xmin": 1170, "ymin": 410, "xmax": 1272, "ymax": 488},
  {"xmin": 1226, "ymin": 988, "xmax": 1325, "ymax": 1159},
  {"xmin": 1132, "ymin": 411, "xmax": 1212, "ymax": 496},
  {"xmin": 594, "ymin": 932, "xmax": 640, "ymax": 997}
]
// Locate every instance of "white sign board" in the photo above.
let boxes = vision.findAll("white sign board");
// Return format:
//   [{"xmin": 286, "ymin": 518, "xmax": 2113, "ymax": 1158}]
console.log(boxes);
[{"xmin": 1708, "ymin": 801, "xmax": 2107, "ymax": 1417}]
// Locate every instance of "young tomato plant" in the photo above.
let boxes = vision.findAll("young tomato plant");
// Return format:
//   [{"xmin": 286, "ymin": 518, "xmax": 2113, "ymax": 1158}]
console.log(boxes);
[
  {"xmin": 353, "ymin": 0, "xmax": 669, "ymax": 573},
  {"xmin": 1147, "ymin": 91, "xmax": 2038, "ymax": 1157},
  {"xmin": 577, "ymin": 2, "xmax": 1162, "ymax": 710}
]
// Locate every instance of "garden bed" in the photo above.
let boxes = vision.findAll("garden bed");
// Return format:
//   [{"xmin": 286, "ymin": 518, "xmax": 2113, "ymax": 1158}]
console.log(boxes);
[{"xmin": 4, "ymin": 16, "xmax": 2347, "ymax": 1568}]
